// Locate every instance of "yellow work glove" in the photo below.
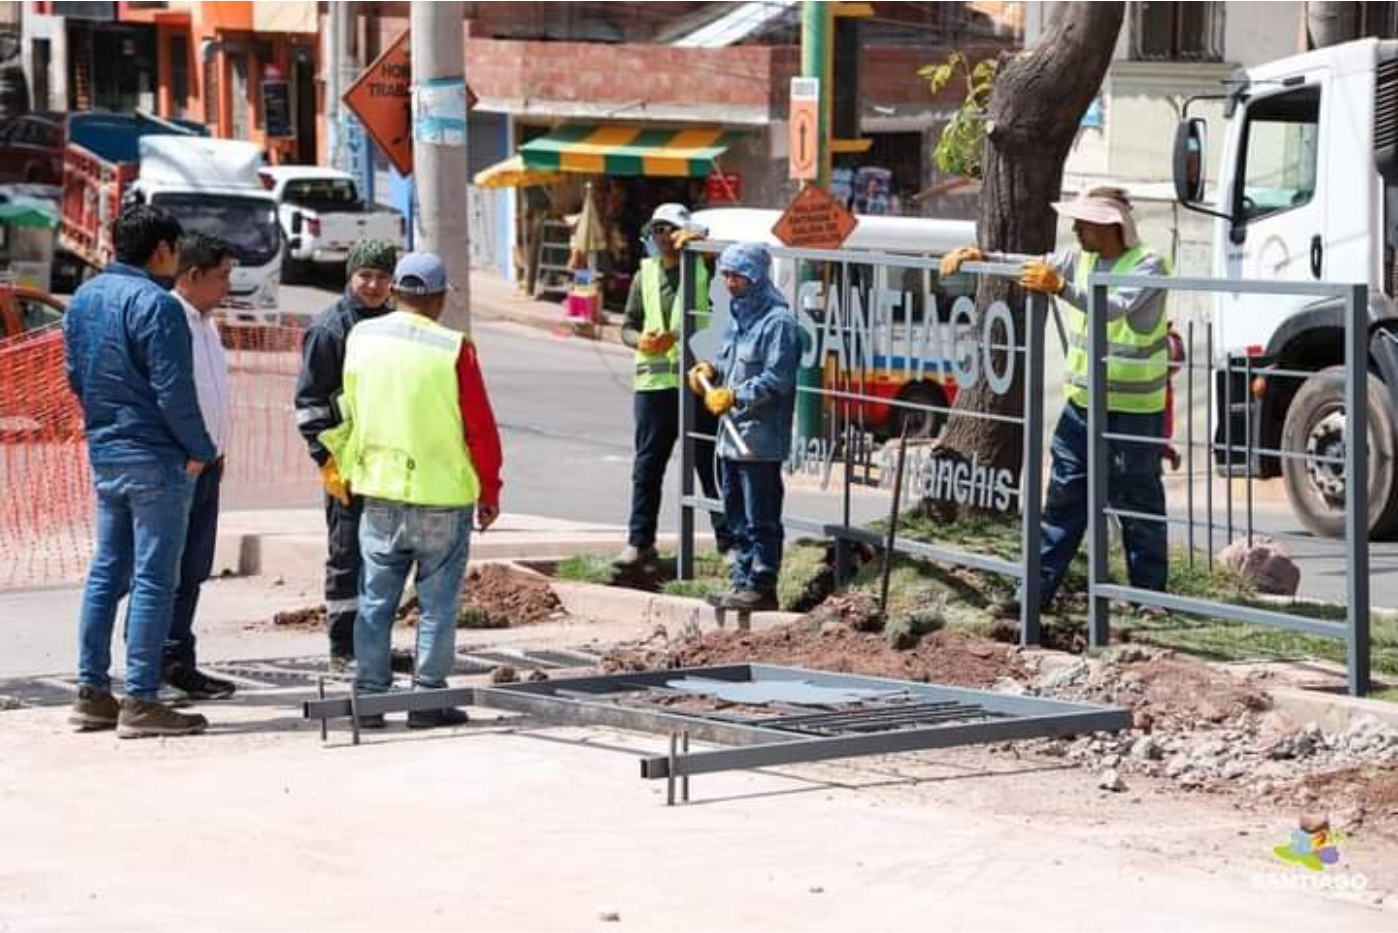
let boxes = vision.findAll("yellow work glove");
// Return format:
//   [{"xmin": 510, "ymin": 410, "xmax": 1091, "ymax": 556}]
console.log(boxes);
[
  {"xmin": 687, "ymin": 361, "xmax": 716, "ymax": 397},
  {"xmin": 1020, "ymin": 259, "xmax": 1065, "ymax": 295},
  {"xmin": 939, "ymin": 247, "xmax": 984, "ymax": 277},
  {"xmin": 704, "ymin": 387, "xmax": 736, "ymax": 417},
  {"xmin": 671, "ymin": 228, "xmax": 707, "ymax": 250},
  {"xmin": 637, "ymin": 330, "xmax": 677, "ymax": 356},
  {"xmin": 320, "ymin": 458, "xmax": 351, "ymax": 507}
]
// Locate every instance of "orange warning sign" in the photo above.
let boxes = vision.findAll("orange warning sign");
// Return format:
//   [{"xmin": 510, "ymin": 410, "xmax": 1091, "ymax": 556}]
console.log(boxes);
[
  {"xmin": 772, "ymin": 185, "xmax": 859, "ymax": 250},
  {"xmin": 343, "ymin": 33, "xmax": 414, "ymax": 176}
]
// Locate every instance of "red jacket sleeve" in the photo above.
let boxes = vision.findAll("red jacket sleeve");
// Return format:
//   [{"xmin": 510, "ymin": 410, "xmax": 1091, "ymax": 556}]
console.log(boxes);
[{"xmin": 456, "ymin": 340, "xmax": 503, "ymax": 508}]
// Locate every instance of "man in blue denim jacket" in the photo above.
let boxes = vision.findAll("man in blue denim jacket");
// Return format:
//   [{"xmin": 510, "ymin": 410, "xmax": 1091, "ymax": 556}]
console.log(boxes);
[
  {"xmin": 62, "ymin": 205, "xmax": 216, "ymax": 739},
  {"xmin": 687, "ymin": 243, "xmax": 801, "ymax": 612}
]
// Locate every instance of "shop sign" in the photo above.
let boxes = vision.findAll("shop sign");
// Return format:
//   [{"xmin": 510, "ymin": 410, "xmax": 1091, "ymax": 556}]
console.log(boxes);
[
  {"xmin": 262, "ymin": 80, "xmax": 292, "ymax": 138},
  {"xmin": 706, "ymin": 172, "xmax": 742, "ymax": 204}
]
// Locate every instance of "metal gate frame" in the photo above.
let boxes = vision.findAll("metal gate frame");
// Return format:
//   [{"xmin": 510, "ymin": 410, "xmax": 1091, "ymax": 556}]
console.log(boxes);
[
  {"xmin": 1086, "ymin": 274, "xmax": 1372, "ymax": 696},
  {"xmin": 675, "ymin": 244, "xmax": 1054, "ymax": 645},
  {"xmin": 301, "ymin": 665, "xmax": 1132, "ymax": 804}
]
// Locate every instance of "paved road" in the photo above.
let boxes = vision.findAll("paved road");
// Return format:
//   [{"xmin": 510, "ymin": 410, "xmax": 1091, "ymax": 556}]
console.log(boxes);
[{"xmin": 278, "ymin": 282, "xmax": 1398, "ymax": 608}]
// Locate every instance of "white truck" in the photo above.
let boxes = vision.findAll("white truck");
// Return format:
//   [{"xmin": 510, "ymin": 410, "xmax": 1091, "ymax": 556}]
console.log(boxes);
[
  {"xmin": 259, "ymin": 166, "xmax": 403, "ymax": 283},
  {"xmin": 1174, "ymin": 36, "xmax": 1398, "ymax": 539},
  {"xmin": 62, "ymin": 114, "xmax": 283, "ymax": 320}
]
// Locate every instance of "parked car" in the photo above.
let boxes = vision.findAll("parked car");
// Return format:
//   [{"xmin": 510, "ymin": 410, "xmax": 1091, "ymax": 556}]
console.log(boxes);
[
  {"xmin": 259, "ymin": 166, "xmax": 404, "ymax": 283},
  {"xmin": 0, "ymin": 112, "xmax": 64, "ymax": 185}
]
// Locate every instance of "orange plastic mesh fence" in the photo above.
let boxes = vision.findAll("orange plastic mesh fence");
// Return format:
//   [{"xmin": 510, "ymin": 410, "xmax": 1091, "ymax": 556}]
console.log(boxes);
[{"xmin": 0, "ymin": 322, "xmax": 321, "ymax": 590}]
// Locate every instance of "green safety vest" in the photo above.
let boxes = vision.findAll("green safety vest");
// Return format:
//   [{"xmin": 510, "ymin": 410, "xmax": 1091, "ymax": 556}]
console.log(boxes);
[
  {"xmin": 320, "ymin": 311, "xmax": 481, "ymax": 507},
  {"xmin": 634, "ymin": 257, "xmax": 709, "ymax": 392},
  {"xmin": 1062, "ymin": 246, "xmax": 1170, "ymax": 414}
]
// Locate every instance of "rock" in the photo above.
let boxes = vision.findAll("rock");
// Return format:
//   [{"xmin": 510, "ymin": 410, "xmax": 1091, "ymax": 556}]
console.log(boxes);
[
  {"xmin": 1100, "ymin": 753, "xmax": 1122, "ymax": 770},
  {"xmin": 527, "ymin": 669, "xmax": 550, "ymax": 683},
  {"xmin": 1165, "ymin": 755, "xmax": 1190, "ymax": 779},
  {"xmin": 598, "ymin": 910, "xmax": 621, "ymax": 923},
  {"xmin": 1220, "ymin": 759, "xmax": 1250, "ymax": 781},
  {"xmin": 1131, "ymin": 736, "xmax": 1164, "ymax": 761},
  {"xmin": 819, "ymin": 621, "xmax": 844, "ymax": 636},
  {"xmin": 1133, "ymin": 709, "xmax": 1155, "ymax": 733},
  {"xmin": 809, "ymin": 886, "xmax": 825, "ymax": 894},
  {"xmin": 1038, "ymin": 658, "xmax": 1091, "ymax": 692},
  {"xmin": 1099, "ymin": 768, "xmax": 1127, "ymax": 792},
  {"xmin": 490, "ymin": 664, "xmax": 520, "ymax": 685},
  {"xmin": 1218, "ymin": 537, "xmax": 1300, "ymax": 595},
  {"xmin": 992, "ymin": 677, "xmax": 1028, "ymax": 696}
]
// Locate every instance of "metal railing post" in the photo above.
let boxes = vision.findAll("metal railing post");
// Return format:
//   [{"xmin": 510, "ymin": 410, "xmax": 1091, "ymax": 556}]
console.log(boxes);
[
  {"xmin": 678, "ymin": 249, "xmax": 697, "ymax": 581},
  {"xmin": 1088, "ymin": 280, "xmax": 1112, "ymax": 649},
  {"xmin": 1020, "ymin": 292, "xmax": 1046, "ymax": 646},
  {"xmin": 1346, "ymin": 284, "xmax": 1371, "ymax": 697}
]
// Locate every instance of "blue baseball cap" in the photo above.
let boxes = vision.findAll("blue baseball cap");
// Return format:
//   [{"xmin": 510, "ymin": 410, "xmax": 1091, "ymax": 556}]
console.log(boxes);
[{"xmin": 392, "ymin": 251, "xmax": 449, "ymax": 295}]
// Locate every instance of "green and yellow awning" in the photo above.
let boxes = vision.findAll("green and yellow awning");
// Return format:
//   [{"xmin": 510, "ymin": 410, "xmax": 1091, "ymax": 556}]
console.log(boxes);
[{"xmin": 519, "ymin": 125, "xmax": 734, "ymax": 178}]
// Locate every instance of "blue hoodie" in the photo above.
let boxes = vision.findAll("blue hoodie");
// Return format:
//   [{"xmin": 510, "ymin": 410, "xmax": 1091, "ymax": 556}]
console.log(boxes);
[
  {"xmin": 713, "ymin": 243, "xmax": 802, "ymax": 461},
  {"xmin": 63, "ymin": 262, "xmax": 216, "ymax": 468}
]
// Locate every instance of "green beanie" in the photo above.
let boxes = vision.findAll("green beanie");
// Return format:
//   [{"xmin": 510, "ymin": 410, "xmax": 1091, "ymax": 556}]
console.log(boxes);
[{"xmin": 346, "ymin": 238, "xmax": 398, "ymax": 275}]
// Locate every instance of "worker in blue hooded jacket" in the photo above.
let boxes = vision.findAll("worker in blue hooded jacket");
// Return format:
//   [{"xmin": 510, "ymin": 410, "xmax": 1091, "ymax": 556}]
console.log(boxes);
[{"xmin": 687, "ymin": 243, "xmax": 802, "ymax": 612}]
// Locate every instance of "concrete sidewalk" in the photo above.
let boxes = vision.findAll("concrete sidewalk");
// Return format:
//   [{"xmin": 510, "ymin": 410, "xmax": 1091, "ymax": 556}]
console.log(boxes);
[{"xmin": 470, "ymin": 270, "xmax": 627, "ymax": 345}]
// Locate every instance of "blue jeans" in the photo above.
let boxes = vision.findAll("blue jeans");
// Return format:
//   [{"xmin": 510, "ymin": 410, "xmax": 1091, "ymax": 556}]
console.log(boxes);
[
  {"xmin": 355, "ymin": 499, "xmax": 473, "ymax": 694},
  {"xmin": 1039, "ymin": 402, "xmax": 1168, "ymax": 603},
  {"xmin": 720, "ymin": 459, "xmax": 785, "ymax": 593},
  {"xmin": 78, "ymin": 461, "xmax": 196, "ymax": 699}
]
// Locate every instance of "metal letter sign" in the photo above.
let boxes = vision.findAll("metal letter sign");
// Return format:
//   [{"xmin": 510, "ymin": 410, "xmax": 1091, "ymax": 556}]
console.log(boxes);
[{"xmin": 789, "ymin": 77, "xmax": 819, "ymax": 181}]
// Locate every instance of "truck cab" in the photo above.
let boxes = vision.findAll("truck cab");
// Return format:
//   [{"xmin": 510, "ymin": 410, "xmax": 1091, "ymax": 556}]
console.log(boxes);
[
  {"xmin": 259, "ymin": 166, "xmax": 404, "ymax": 284},
  {"xmin": 1175, "ymin": 37, "xmax": 1398, "ymax": 538}
]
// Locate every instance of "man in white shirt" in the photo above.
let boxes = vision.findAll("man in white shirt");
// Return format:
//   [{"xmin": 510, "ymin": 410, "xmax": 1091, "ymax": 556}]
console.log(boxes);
[{"xmin": 164, "ymin": 233, "xmax": 236, "ymax": 699}]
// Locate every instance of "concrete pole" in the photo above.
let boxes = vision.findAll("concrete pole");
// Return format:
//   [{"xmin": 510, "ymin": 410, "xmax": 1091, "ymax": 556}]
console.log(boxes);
[
  {"xmin": 324, "ymin": 4, "xmax": 340, "ymax": 168},
  {"xmin": 410, "ymin": 0, "xmax": 471, "ymax": 331}
]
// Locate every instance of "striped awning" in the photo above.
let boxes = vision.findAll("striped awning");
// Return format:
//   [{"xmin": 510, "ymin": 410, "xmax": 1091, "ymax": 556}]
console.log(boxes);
[{"xmin": 519, "ymin": 125, "xmax": 734, "ymax": 178}]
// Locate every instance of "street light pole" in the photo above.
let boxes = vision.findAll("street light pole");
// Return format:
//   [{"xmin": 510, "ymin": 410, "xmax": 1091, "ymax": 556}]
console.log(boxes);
[{"xmin": 410, "ymin": 0, "xmax": 471, "ymax": 332}]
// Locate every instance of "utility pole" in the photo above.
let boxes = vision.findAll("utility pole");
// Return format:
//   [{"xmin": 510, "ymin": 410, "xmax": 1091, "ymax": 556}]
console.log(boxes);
[
  {"xmin": 324, "ymin": 3, "xmax": 342, "ymax": 169},
  {"xmin": 794, "ymin": 1, "xmax": 831, "ymax": 442},
  {"xmin": 410, "ymin": 0, "xmax": 471, "ymax": 331}
]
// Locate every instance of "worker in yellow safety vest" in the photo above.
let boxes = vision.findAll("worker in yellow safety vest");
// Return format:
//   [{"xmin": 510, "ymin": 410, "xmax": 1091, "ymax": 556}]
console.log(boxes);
[
  {"xmin": 320, "ymin": 252, "xmax": 503, "ymax": 729},
  {"xmin": 614, "ymin": 203, "xmax": 732, "ymax": 570},
  {"xmin": 941, "ymin": 187, "xmax": 1171, "ymax": 618}
]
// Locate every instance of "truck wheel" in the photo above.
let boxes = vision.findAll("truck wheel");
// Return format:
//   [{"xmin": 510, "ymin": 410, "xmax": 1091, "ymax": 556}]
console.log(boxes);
[
  {"xmin": 1281, "ymin": 366, "xmax": 1398, "ymax": 539},
  {"xmin": 889, "ymin": 381, "xmax": 948, "ymax": 440}
]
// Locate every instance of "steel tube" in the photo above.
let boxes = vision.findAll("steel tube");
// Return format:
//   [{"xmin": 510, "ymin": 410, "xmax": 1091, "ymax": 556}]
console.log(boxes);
[
  {"xmin": 1021, "ymin": 292, "xmax": 1047, "ymax": 646},
  {"xmin": 1087, "ymin": 283, "xmax": 1111, "ymax": 648},
  {"xmin": 1094, "ymin": 584, "xmax": 1350, "ymax": 640},
  {"xmin": 1346, "ymin": 285, "xmax": 1371, "ymax": 696}
]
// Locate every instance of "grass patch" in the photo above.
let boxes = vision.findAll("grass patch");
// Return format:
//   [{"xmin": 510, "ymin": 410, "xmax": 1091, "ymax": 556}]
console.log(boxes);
[{"xmin": 554, "ymin": 554, "xmax": 617, "ymax": 585}]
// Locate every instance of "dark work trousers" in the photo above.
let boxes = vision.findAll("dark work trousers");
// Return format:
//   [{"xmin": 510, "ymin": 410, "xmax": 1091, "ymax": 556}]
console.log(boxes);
[
  {"xmin": 324, "ymin": 492, "xmax": 364, "ymax": 657},
  {"xmin": 720, "ymin": 459, "xmax": 786, "ymax": 594},
  {"xmin": 628, "ymin": 387, "xmax": 731, "ymax": 551},
  {"xmin": 1039, "ymin": 401, "xmax": 1168, "ymax": 603},
  {"xmin": 164, "ymin": 458, "xmax": 224, "ymax": 669}
]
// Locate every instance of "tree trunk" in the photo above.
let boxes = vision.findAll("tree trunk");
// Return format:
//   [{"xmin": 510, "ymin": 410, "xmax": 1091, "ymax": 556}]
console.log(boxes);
[
  {"xmin": 931, "ymin": 2, "xmax": 1124, "ymax": 516},
  {"xmin": 1306, "ymin": 1, "xmax": 1360, "ymax": 49}
]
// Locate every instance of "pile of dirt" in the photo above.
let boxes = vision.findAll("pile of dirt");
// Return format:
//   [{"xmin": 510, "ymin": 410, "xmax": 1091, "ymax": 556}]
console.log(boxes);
[
  {"xmin": 460, "ymin": 564, "xmax": 565, "ymax": 628},
  {"xmin": 606, "ymin": 619, "xmax": 1026, "ymax": 689},
  {"xmin": 271, "ymin": 565, "xmax": 566, "ymax": 632}
]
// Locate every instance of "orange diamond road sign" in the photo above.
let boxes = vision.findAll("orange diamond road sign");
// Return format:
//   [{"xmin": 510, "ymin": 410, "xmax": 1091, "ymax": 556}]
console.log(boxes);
[
  {"xmin": 343, "ymin": 33, "xmax": 479, "ymax": 177},
  {"xmin": 772, "ymin": 185, "xmax": 859, "ymax": 250}
]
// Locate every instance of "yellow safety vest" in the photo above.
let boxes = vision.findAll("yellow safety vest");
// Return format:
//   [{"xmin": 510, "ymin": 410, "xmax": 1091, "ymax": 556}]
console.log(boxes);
[
  {"xmin": 1062, "ymin": 247, "xmax": 1170, "ymax": 414},
  {"xmin": 321, "ymin": 311, "xmax": 481, "ymax": 507},
  {"xmin": 634, "ymin": 257, "xmax": 709, "ymax": 392}
]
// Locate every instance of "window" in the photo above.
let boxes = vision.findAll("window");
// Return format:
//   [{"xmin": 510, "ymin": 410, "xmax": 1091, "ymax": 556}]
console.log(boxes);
[
  {"xmin": 1235, "ymin": 85, "xmax": 1320, "ymax": 224},
  {"xmin": 284, "ymin": 178, "xmax": 360, "ymax": 209},
  {"xmin": 18, "ymin": 297, "xmax": 63, "ymax": 334},
  {"xmin": 168, "ymin": 34, "xmax": 189, "ymax": 119},
  {"xmin": 1132, "ymin": 1, "xmax": 1224, "ymax": 62}
]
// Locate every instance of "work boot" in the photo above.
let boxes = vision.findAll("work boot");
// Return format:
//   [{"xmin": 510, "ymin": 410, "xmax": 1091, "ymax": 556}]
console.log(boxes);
[
  {"xmin": 68, "ymin": 685, "xmax": 120, "ymax": 732},
  {"xmin": 705, "ymin": 587, "xmax": 737, "ymax": 608},
  {"xmin": 722, "ymin": 589, "xmax": 779, "ymax": 612},
  {"xmin": 407, "ymin": 707, "xmax": 470, "ymax": 730},
  {"xmin": 164, "ymin": 664, "xmax": 237, "ymax": 701},
  {"xmin": 612, "ymin": 544, "xmax": 658, "ymax": 569},
  {"xmin": 117, "ymin": 697, "xmax": 208, "ymax": 739}
]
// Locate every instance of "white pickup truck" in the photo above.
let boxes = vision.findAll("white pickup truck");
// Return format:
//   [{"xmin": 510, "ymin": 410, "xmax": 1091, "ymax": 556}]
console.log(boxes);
[{"xmin": 259, "ymin": 166, "xmax": 404, "ymax": 283}]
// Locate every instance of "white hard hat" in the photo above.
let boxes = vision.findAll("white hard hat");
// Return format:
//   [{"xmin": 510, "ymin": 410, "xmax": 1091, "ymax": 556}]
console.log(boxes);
[{"xmin": 647, "ymin": 203, "xmax": 692, "ymax": 230}]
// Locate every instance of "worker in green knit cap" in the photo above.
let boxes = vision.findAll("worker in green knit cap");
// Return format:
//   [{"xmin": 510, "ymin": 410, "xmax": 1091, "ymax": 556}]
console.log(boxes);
[{"xmin": 295, "ymin": 238, "xmax": 414, "ymax": 672}]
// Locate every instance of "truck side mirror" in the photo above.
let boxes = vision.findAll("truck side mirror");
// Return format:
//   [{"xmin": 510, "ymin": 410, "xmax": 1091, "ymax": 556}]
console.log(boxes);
[{"xmin": 1173, "ymin": 118, "xmax": 1207, "ymax": 204}]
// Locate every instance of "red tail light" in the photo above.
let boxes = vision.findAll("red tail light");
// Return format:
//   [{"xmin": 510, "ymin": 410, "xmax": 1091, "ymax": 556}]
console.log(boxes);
[
  {"xmin": 259, "ymin": 171, "xmax": 274, "ymax": 190},
  {"xmin": 307, "ymin": 217, "xmax": 321, "ymax": 236}
]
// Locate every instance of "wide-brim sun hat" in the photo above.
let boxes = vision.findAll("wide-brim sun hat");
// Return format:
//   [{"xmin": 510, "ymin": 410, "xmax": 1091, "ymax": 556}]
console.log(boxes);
[{"xmin": 1052, "ymin": 187, "xmax": 1140, "ymax": 248}]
